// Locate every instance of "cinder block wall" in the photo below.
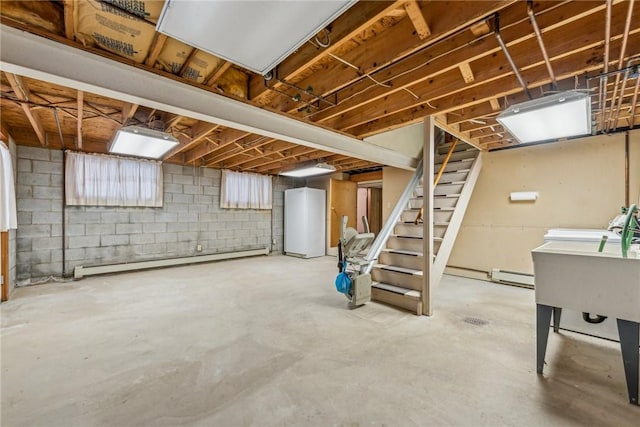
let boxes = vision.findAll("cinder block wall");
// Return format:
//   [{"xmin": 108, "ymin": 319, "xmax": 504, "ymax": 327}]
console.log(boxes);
[{"xmin": 16, "ymin": 146, "xmax": 298, "ymax": 281}]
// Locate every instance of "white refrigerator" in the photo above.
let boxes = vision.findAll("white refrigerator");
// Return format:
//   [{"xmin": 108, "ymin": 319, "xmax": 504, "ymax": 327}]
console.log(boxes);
[{"xmin": 284, "ymin": 187, "xmax": 326, "ymax": 258}]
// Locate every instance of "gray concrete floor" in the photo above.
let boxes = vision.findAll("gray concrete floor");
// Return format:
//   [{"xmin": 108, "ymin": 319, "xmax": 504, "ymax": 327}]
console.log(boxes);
[{"xmin": 1, "ymin": 255, "xmax": 638, "ymax": 426}]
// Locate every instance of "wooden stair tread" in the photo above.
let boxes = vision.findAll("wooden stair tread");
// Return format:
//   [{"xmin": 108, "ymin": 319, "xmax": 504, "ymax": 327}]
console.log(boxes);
[
  {"xmin": 372, "ymin": 282, "xmax": 421, "ymax": 299},
  {"xmin": 374, "ymin": 264, "xmax": 423, "ymax": 276},
  {"xmin": 391, "ymin": 234, "xmax": 422, "ymax": 240},
  {"xmin": 382, "ymin": 248, "xmax": 422, "ymax": 256}
]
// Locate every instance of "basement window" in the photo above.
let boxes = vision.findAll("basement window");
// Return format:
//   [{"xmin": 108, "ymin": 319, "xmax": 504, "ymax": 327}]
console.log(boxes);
[
  {"xmin": 220, "ymin": 169, "xmax": 272, "ymax": 209},
  {"xmin": 65, "ymin": 151, "xmax": 163, "ymax": 207}
]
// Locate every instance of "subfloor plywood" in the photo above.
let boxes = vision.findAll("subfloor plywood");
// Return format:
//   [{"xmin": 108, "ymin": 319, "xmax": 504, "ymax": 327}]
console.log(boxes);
[{"xmin": 1, "ymin": 256, "xmax": 639, "ymax": 425}]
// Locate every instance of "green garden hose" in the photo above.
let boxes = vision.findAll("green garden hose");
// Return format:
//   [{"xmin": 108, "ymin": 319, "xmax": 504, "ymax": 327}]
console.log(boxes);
[{"xmin": 621, "ymin": 204, "xmax": 638, "ymax": 258}]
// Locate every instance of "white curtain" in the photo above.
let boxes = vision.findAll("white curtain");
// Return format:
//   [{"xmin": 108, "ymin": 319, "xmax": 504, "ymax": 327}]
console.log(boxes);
[
  {"xmin": 0, "ymin": 143, "xmax": 17, "ymax": 231},
  {"xmin": 221, "ymin": 169, "xmax": 272, "ymax": 209},
  {"xmin": 65, "ymin": 151, "xmax": 163, "ymax": 207}
]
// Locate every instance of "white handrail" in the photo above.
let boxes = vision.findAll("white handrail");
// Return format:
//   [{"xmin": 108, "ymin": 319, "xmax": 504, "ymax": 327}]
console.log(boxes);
[{"xmin": 364, "ymin": 153, "xmax": 424, "ymax": 273}]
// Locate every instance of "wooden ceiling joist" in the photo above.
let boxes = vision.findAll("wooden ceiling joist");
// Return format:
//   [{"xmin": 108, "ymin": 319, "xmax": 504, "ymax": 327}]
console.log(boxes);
[
  {"xmin": 352, "ymin": 27, "xmax": 640, "ymax": 138},
  {"xmin": 145, "ymin": 33, "xmax": 167, "ymax": 67},
  {"xmin": 183, "ymin": 128, "xmax": 250, "ymax": 163},
  {"xmin": 307, "ymin": 0, "xmax": 611, "ymax": 127},
  {"xmin": 63, "ymin": 0, "xmax": 74, "ymax": 40},
  {"xmin": 204, "ymin": 137, "xmax": 276, "ymax": 167},
  {"xmin": 404, "ymin": 1, "xmax": 431, "ymax": 40},
  {"xmin": 121, "ymin": 103, "xmax": 139, "ymax": 125},
  {"xmin": 164, "ymin": 122, "xmax": 221, "ymax": 160},
  {"xmin": 268, "ymin": 0, "xmax": 512, "ymax": 114},
  {"xmin": 205, "ymin": 61, "xmax": 233, "ymax": 87},
  {"xmin": 4, "ymin": 72, "xmax": 46, "ymax": 146},
  {"xmin": 249, "ymin": 1, "xmax": 404, "ymax": 102},
  {"xmin": 179, "ymin": 49, "xmax": 199, "ymax": 78}
]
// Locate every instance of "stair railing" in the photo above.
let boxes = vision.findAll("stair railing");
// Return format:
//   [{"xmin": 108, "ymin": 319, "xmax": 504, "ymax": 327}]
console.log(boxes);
[
  {"xmin": 415, "ymin": 139, "xmax": 458, "ymax": 224},
  {"xmin": 363, "ymin": 151, "xmax": 424, "ymax": 273}
]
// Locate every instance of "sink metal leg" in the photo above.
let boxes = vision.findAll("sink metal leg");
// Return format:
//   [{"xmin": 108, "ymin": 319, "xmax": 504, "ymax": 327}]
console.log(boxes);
[
  {"xmin": 617, "ymin": 319, "xmax": 639, "ymax": 405},
  {"xmin": 553, "ymin": 307, "xmax": 562, "ymax": 333},
  {"xmin": 537, "ymin": 304, "xmax": 553, "ymax": 374}
]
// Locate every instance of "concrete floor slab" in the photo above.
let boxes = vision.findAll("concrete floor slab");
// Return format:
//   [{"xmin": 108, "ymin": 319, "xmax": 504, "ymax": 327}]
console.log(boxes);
[{"xmin": 1, "ymin": 255, "xmax": 639, "ymax": 426}]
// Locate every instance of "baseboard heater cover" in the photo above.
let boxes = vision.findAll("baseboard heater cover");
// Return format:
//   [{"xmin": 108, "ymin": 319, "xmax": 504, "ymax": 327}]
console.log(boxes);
[
  {"xmin": 490, "ymin": 268, "xmax": 535, "ymax": 287},
  {"xmin": 74, "ymin": 247, "xmax": 269, "ymax": 279}
]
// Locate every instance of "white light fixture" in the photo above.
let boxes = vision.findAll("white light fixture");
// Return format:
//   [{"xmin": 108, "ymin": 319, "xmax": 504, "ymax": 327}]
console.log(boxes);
[
  {"xmin": 510, "ymin": 191, "xmax": 539, "ymax": 201},
  {"xmin": 109, "ymin": 126, "xmax": 179, "ymax": 159},
  {"xmin": 497, "ymin": 91, "xmax": 591, "ymax": 144},
  {"xmin": 156, "ymin": 0, "xmax": 357, "ymax": 75},
  {"xmin": 280, "ymin": 163, "xmax": 336, "ymax": 178}
]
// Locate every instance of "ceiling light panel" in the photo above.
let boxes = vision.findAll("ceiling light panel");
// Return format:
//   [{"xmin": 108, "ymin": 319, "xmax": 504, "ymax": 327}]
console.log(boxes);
[
  {"xmin": 280, "ymin": 163, "xmax": 336, "ymax": 177},
  {"xmin": 497, "ymin": 91, "xmax": 592, "ymax": 144},
  {"xmin": 156, "ymin": 0, "xmax": 357, "ymax": 75},
  {"xmin": 109, "ymin": 126, "xmax": 179, "ymax": 159}
]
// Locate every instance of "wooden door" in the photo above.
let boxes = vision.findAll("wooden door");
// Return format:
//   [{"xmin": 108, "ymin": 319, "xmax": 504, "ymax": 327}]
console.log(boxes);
[
  {"xmin": 329, "ymin": 179, "xmax": 357, "ymax": 247},
  {"xmin": 1, "ymin": 231, "xmax": 8, "ymax": 301},
  {"xmin": 368, "ymin": 187, "xmax": 383, "ymax": 235}
]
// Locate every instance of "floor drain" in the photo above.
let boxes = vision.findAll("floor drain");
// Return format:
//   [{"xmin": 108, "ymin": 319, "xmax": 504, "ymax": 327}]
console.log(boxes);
[{"xmin": 463, "ymin": 317, "xmax": 488, "ymax": 326}]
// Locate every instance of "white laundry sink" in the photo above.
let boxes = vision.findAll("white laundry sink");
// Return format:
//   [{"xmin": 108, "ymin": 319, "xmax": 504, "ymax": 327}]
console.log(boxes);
[
  {"xmin": 532, "ymin": 240, "xmax": 640, "ymax": 405},
  {"xmin": 532, "ymin": 241, "xmax": 640, "ymax": 322}
]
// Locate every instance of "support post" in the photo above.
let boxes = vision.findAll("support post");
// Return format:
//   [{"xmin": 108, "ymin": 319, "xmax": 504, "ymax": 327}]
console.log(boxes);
[{"xmin": 422, "ymin": 116, "xmax": 435, "ymax": 315}]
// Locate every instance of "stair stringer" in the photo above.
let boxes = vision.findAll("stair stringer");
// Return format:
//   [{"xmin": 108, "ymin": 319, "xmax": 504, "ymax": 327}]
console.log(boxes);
[{"xmin": 430, "ymin": 152, "xmax": 483, "ymax": 291}]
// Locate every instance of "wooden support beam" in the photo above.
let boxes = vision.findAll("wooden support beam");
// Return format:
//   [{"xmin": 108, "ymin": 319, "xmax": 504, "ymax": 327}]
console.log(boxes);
[
  {"xmin": 76, "ymin": 90, "xmax": 83, "ymax": 149},
  {"xmin": 205, "ymin": 61, "xmax": 233, "ymax": 86},
  {"xmin": 179, "ymin": 48, "xmax": 199, "ymax": 77},
  {"xmin": 422, "ymin": 116, "xmax": 435, "ymax": 316},
  {"xmin": 489, "ymin": 98, "xmax": 501, "ymax": 111},
  {"xmin": 4, "ymin": 72, "xmax": 46, "ymax": 146},
  {"xmin": 349, "ymin": 170, "xmax": 382, "ymax": 182},
  {"xmin": 145, "ymin": 33, "xmax": 167, "ymax": 67},
  {"xmin": 404, "ymin": 1, "xmax": 431, "ymax": 40},
  {"xmin": 121, "ymin": 103, "xmax": 139, "ymax": 124},
  {"xmin": 458, "ymin": 62, "xmax": 475, "ymax": 83},
  {"xmin": 63, "ymin": 0, "xmax": 74, "ymax": 40}
]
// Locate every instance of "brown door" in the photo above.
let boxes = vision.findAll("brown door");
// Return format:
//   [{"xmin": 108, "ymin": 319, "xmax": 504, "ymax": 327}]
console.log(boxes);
[
  {"xmin": 1, "ymin": 231, "xmax": 8, "ymax": 301},
  {"xmin": 329, "ymin": 179, "xmax": 357, "ymax": 247},
  {"xmin": 368, "ymin": 187, "xmax": 383, "ymax": 235}
]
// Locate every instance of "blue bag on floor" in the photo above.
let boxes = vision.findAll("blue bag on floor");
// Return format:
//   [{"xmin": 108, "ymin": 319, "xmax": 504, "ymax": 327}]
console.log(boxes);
[{"xmin": 335, "ymin": 261, "xmax": 351, "ymax": 294}]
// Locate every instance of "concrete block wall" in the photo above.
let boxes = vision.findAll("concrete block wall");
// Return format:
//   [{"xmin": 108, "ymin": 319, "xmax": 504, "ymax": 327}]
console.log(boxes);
[{"xmin": 16, "ymin": 146, "xmax": 299, "ymax": 281}]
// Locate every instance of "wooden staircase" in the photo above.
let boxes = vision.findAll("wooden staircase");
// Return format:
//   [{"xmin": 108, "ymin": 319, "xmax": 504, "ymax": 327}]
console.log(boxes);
[{"xmin": 370, "ymin": 140, "xmax": 482, "ymax": 315}]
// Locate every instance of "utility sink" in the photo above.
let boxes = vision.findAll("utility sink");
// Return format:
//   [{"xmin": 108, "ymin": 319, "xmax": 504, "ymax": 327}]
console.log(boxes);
[
  {"xmin": 532, "ymin": 240, "xmax": 640, "ymax": 405},
  {"xmin": 532, "ymin": 241, "xmax": 640, "ymax": 322}
]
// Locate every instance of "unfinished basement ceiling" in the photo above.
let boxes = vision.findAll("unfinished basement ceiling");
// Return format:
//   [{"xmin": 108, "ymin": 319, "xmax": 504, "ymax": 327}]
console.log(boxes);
[{"xmin": 1, "ymin": 0, "xmax": 639, "ymax": 171}]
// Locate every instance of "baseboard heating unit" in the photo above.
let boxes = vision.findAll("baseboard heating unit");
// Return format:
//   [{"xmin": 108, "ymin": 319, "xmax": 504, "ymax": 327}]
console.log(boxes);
[
  {"xmin": 73, "ymin": 247, "xmax": 269, "ymax": 279},
  {"xmin": 490, "ymin": 268, "xmax": 535, "ymax": 288}
]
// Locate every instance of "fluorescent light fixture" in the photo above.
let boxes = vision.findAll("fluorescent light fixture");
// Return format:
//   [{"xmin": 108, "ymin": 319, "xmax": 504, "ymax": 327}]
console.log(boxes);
[
  {"xmin": 510, "ymin": 191, "xmax": 538, "ymax": 201},
  {"xmin": 109, "ymin": 126, "xmax": 179, "ymax": 159},
  {"xmin": 280, "ymin": 163, "xmax": 336, "ymax": 178},
  {"xmin": 156, "ymin": 0, "xmax": 357, "ymax": 75},
  {"xmin": 496, "ymin": 91, "xmax": 591, "ymax": 144}
]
